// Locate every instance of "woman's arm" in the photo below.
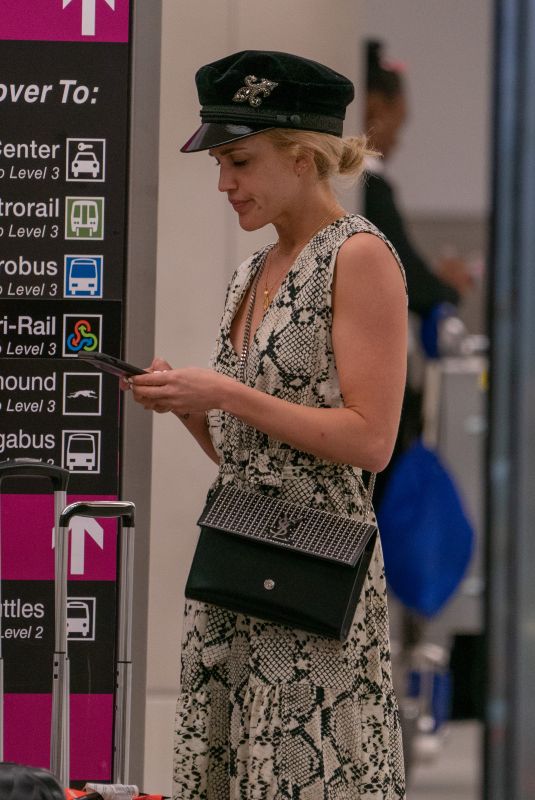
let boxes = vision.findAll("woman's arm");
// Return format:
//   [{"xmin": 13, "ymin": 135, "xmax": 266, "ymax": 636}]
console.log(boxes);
[
  {"xmin": 130, "ymin": 234, "xmax": 407, "ymax": 472},
  {"xmin": 126, "ymin": 358, "xmax": 219, "ymax": 464},
  {"xmin": 173, "ymin": 411, "xmax": 219, "ymax": 464}
]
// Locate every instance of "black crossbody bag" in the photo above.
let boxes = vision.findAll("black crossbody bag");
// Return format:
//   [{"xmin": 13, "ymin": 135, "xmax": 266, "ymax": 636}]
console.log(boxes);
[{"xmin": 185, "ymin": 255, "xmax": 378, "ymax": 642}]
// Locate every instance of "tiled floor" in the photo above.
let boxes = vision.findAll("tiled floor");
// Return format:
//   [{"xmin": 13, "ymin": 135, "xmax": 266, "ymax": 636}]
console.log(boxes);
[{"xmin": 408, "ymin": 721, "xmax": 482, "ymax": 800}]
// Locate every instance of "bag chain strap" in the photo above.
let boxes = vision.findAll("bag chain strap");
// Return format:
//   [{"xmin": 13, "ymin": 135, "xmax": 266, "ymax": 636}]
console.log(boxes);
[
  {"xmin": 238, "ymin": 255, "xmax": 266, "ymax": 385},
  {"xmin": 237, "ymin": 250, "xmax": 376, "ymax": 522}
]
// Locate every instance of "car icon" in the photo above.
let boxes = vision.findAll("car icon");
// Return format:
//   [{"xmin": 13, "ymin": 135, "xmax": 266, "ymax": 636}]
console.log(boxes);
[{"xmin": 72, "ymin": 150, "xmax": 100, "ymax": 179}]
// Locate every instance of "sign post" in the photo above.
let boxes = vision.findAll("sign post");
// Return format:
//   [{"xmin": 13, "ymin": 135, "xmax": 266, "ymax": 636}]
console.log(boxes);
[{"xmin": 0, "ymin": 0, "xmax": 150, "ymax": 785}]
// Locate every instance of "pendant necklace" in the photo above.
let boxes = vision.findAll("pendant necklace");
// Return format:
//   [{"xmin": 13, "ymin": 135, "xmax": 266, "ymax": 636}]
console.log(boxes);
[
  {"xmin": 262, "ymin": 204, "xmax": 344, "ymax": 313},
  {"xmin": 262, "ymin": 244, "xmax": 280, "ymax": 312}
]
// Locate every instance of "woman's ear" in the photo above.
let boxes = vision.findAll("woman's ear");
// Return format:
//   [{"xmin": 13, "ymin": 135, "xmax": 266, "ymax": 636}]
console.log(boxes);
[{"xmin": 294, "ymin": 151, "xmax": 313, "ymax": 178}]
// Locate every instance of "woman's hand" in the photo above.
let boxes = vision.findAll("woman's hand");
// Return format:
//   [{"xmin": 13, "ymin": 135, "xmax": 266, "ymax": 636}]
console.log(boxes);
[
  {"xmin": 128, "ymin": 358, "xmax": 233, "ymax": 416},
  {"xmin": 124, "ymin": 358, "xmax": 221, "ymax": 463},
  {"xmin": 118, "ymin": 356, "xmax": 168, "ymax": 395},
  {"xmin": 437, "ymin": 255, "xmax": 474, "ymax": 295}
]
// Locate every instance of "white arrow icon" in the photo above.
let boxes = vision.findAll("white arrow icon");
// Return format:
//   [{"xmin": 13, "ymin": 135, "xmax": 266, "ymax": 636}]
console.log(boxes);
[
  {"xmin": 63, "ymin": 0, "xmax": 116, "ymax": 37},
  {"xmin": 52, "ymin": 516, "xmax": 104, "ymax": 575}
]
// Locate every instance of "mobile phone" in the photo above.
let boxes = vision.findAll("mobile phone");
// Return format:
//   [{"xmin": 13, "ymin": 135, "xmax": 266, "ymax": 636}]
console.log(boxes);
[{"xmin": 76, "ymin": 351, "xmax": 147, "ymax": 378}]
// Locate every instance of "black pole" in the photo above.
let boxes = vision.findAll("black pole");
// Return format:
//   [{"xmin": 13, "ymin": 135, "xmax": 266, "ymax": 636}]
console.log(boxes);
[{"xmin": 486, "ymin": 1, "xmax": 535, "ymax": 797}]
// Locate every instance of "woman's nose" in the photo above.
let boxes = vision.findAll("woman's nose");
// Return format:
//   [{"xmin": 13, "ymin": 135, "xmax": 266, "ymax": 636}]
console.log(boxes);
[{"xmin": 218, "ymin": 166, "xmax": 237, "ymax": 193}]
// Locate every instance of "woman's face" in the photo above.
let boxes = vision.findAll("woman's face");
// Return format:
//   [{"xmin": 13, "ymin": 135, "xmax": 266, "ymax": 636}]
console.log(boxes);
[
  {"xmin": 209, "ymin": 134, "xmax": 303, "ymax": 231},
  {"xmin": 366, "ymin": 90, "xmax": 407, "ymax": 160}
]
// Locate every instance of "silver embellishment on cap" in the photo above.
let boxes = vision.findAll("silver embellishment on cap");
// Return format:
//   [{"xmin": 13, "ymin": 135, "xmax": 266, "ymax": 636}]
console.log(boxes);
[
  {"xmin": 233, "ymin": 75, "xmax": 279, "ymax": 108},
  {"xmin": 264, "ymin": 579, "xmax": 275, "ymax": 591}
]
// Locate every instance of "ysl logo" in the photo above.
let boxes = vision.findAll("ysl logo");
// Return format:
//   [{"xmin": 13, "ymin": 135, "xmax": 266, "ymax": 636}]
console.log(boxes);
[
  {"xmin": 268, "ymin": 513, "xmax": 297, "ymax": 542},
  {"xmin": 233, "ymin": 76, "xmax": 279, "ymax": 108}
]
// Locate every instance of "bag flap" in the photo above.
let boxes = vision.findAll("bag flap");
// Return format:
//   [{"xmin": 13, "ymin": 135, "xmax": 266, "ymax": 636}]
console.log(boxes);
[{"xmin": 198, "ymin": 484, "xmax": 376, "ymax": 567}]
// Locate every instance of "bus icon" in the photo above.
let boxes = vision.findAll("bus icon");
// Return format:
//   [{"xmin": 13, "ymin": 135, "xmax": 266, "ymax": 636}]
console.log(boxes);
[
  {"xmin": 64, "ymin": 255, "xmax": 103, "ymax": 298},
  {"xmin": 67, "ymin": 600, "xmax": 90, "ymax": 637},
  {"xmin": 65, "ymin": 197, "xmax": 104, "ymax": 240},
  {"xmin": 63, "ymin": 430, "xmax": 101, "ymax": 473},
  {"xmin": 67, "ymin": 597, "xmax": 96, "ymax": 641}
]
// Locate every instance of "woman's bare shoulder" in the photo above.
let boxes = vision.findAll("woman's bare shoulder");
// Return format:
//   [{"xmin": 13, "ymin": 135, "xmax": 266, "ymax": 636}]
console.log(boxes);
[
  {"xmin": 338, "ymin": 229, "xmax": 398, "ymax": 264},
  {"xmin": 335, "ymin": 231, "xmax": 406, "ymax": 298}
]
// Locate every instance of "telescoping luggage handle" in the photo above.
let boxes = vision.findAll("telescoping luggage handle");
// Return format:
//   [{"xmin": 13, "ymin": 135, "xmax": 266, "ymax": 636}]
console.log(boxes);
[
  {"xmin": 0, "ymin": 458, "xmax": 70, "ymax": 764},
  {"xmin": 51, "ymin": 501, "xmax": 135, "ymax": 789}
]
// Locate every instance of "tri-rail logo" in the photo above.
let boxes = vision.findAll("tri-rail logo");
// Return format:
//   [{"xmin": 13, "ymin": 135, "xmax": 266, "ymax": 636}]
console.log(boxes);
[{"xmin": 63, "ymin": 315, "xmax": 102, "ymax": 355}]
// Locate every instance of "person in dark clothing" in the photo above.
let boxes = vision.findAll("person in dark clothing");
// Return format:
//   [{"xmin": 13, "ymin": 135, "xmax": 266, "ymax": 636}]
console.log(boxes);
[
  {"xmin": 363, "ymin": 41, "xmax": 472, "ymax": 317},
  {"xmin": 365, "ymin": 171, "xmax": 460, "ymax": 315},
  {"xmin": 363, "ymin": 41, "xmax": 472, "ymax": 507}
]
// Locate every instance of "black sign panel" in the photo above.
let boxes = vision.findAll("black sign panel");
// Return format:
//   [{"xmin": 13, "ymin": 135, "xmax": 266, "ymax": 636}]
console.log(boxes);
[
  {"xmin": 0, "ymin": 41, "xmax": 129, "ymax": 491},
  {"xmin": 2, "ymin": 580, "xmax": 117, "ymax": 693},
  {"xmin": 0, "ymin": 41, "xmax": 129, "ymax": 301},
  {"xmin": 1, "ymin": 7, "xmax": 133, "ymax": 780}
]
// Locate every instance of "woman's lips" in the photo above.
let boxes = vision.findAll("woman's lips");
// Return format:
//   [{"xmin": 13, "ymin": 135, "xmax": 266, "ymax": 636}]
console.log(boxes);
[{"xmin": 230, "ymin": 199, "xmax": 251, "ymax": 213}]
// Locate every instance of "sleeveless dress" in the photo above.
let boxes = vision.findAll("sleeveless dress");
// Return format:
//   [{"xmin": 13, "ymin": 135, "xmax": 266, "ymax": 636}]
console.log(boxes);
[{"xmin": 174, "ymin": 214, "xmax": 407, "ymax": 800}]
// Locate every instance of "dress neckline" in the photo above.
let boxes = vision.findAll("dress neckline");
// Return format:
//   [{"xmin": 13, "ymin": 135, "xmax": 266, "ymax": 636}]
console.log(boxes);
[{"xmin": 226, "ymin": 216, "xmax": 351, "ymax": 360}]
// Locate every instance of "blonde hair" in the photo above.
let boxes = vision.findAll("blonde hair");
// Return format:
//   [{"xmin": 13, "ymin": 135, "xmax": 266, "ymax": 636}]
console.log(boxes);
[{"xmin": 263, "ymin": 128, "xmax": 377, "ymax": 181}]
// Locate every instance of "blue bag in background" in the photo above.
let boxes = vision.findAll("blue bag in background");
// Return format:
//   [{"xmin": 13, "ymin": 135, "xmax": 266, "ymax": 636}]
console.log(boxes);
[{"xmin": 376, "ymin": 438, "xmax": 475, "ymax": 617}]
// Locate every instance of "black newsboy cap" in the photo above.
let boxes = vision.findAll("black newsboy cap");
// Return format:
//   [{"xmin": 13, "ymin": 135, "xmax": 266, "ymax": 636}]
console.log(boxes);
[{"xmin": 181, "ymin": 50, "xmax": 355, "ymax": 153}]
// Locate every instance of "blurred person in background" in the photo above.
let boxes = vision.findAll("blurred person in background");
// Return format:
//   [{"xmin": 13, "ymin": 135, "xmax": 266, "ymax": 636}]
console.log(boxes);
[
  {"xmin": 363, "ymin": 40, "xmax": 472, "ymax": 317},
  {"xmin": 363, "ymin": 40, "xmax": 473, "ymax": 506}
]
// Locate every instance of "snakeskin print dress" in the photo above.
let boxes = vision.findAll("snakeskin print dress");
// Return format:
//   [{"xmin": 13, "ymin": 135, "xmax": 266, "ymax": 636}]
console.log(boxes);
[{"xmin": 174, "ymin": 215, "xmax": 407, "ymax": 799}]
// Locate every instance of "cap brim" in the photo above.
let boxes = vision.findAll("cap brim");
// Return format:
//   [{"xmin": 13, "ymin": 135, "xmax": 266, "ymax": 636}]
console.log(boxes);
[{"xmin": 180, "ymin": 122, "xmax": 274, "ymax": 153}]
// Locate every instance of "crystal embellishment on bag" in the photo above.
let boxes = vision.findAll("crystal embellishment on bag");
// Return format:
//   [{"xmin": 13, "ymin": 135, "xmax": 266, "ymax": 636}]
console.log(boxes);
[
  {"xmin": 198, "ymin": 485, "xmax": 377, "ymax": 567},
  {"xmin": 233, "ymin": 76, "xmax": 279, "ymax": 107}
]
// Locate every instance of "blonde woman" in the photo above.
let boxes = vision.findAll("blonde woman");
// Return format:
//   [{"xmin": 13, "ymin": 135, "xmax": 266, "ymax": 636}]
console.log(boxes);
[{"xmin": 131, "ymin": 50, "xmax": 407, "ymax": 800}]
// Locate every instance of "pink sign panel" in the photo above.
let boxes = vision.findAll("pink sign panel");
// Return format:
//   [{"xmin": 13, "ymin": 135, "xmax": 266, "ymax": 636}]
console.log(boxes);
[
  {"xmin": 1, "ymin": 494, "xmax": 118, "ymax": 581},
  {"xmin": 0, "ymin": 0, "xmax": 130, "ymax": 43},
  {"xmin": 4, "ymin": 693, "xmax": 114, "ymax": 780}
]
